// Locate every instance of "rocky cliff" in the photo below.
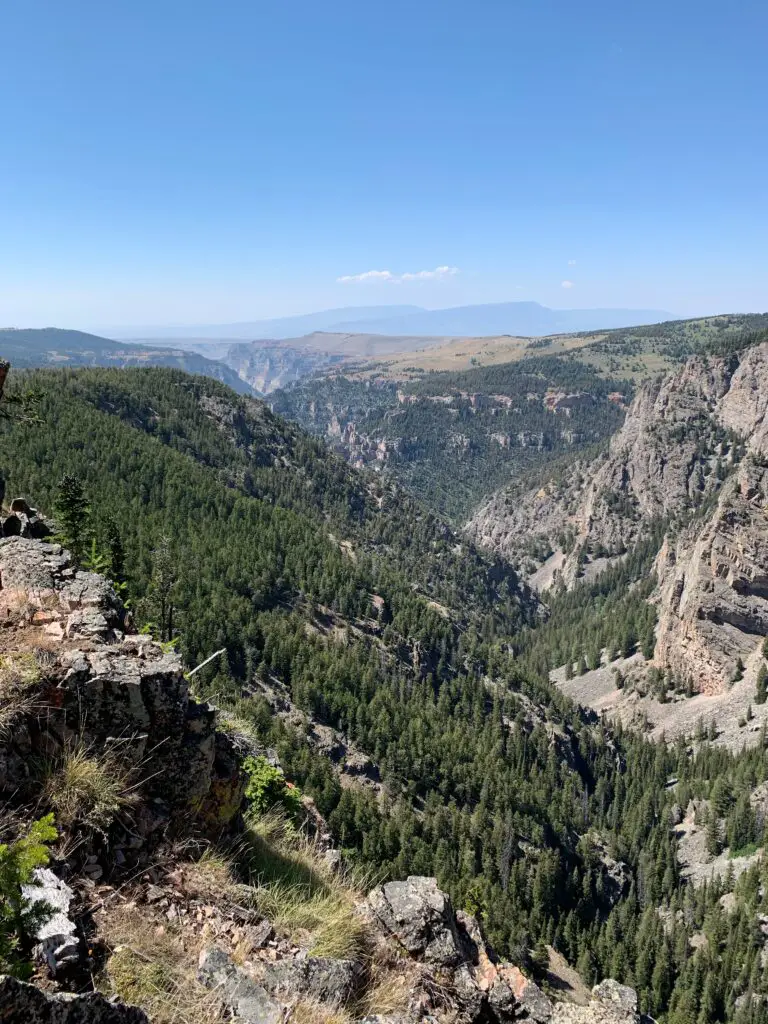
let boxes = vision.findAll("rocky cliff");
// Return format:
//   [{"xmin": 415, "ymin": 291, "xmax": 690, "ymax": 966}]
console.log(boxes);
[
  {"xmin": 467, "ymin": 343, "xmax": 768, "ymax": 694},
  {"xmin": 653, "ymin": 458, "xmax": 768, "ymax": 695}
]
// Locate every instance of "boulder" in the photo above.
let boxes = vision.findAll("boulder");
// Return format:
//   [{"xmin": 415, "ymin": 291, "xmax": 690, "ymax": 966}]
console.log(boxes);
[
  {"xmin": 366, "ymin": 876, "xmax": 468, "ymax": 967},
  {"xmin": 20, "ymin": 868, "xmax": 79, "ymax": 974},
  {"xmin": 0, "ymin": 975, "xmax": 148, "ymax": 1022},
  {"xmin": 259, "ymin": 956, "xmax": 364, "ymax": 1004},
  {"xmin": 197, "ymin": 947, "xmax": 283, "ymax": 1024}
]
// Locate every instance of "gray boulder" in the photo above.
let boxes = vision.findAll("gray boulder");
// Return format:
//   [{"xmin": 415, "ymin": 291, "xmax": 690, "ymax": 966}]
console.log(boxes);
[
  {"xmin": 366, "ymin": 875, "xmax": 468, "ymax": 967},
  {"xmin": 197, "ymin": 947, "xmax": 283, "ymax": 1024},
  {"xmin": 0, "ymin": 975, "xmax": 148, "ymax": 1023},
  {"xmin": 260, "ymin": 955, "xmax": 364, "ymax": 1004}
]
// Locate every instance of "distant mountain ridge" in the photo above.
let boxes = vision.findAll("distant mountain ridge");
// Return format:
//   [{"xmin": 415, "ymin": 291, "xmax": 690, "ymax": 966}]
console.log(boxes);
[
  {"xmin": 99, "ymin": 301, "xmax": 676, "ymax": 341},
  {"xmin": 0, "ymin": 326, "xmax": 256, "ymax": 395}
]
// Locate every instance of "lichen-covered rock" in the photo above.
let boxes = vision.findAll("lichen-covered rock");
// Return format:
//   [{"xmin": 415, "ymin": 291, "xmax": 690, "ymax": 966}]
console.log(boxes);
[
  {"xmin": 20, "ymin": 868, "xmax": 79, "ymax": 974},
  {"xmin": 366, "ymin": 875, "xmax": 469, "ymax": 967},
  {"xmin": 0, "ymin": 975, "xmax": 149, "ymax": 1023},
  {"xmin": 259, "ymin": 955, "xmax": 364, "ymax": 1004},
  {"xmin": 197, "ymin": 947, "xmax": 283, "ymax": 1024}
]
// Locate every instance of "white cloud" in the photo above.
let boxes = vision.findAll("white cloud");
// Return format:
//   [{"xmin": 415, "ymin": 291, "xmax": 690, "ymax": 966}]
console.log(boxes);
[
  {"xmin": 400, "ymin": 265, "xmax": 459, "ymax": 281},
  {"xmin": 336, "ymin": 269, "xmax": 395, "ymax": 283},
  {"xmin": 568, "ymin": 259, "xmax": 577, "ymax": 265},
  {"xmin": 561, "ymin": 280, "xmax": 575, "ymax": 288},
  {"xmin": 337, "ymin": 265, "xmax": 459, "ymax": 284}
]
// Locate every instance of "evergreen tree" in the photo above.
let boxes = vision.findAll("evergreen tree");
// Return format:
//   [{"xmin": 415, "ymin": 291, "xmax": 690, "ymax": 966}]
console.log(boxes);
[
  {"xmin": 756, "ymin": 663, "xmax": 768, "ymax": 705},
  {"xmin": 52, "ymin": 475, "xmax": 90, "ymax": 561}
]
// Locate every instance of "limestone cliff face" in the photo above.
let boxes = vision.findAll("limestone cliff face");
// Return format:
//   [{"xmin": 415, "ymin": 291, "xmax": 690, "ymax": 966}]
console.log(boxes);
[
  {"xmin": 653, "ymin": 459, "xmax": 768, "ymax": 694},
  {"xmin": 467, "ymin": 342, "xmax": 768, "ymax": 694},
  {"xmin": 466, "ymin": 351, "xmax": 744, "ymax": 587}
]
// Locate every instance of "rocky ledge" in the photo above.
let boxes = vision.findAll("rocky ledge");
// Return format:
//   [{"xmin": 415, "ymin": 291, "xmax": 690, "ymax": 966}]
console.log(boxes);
[{"xmin": 0, "ymin": 533, "xmax": 245, "ymax": 854}]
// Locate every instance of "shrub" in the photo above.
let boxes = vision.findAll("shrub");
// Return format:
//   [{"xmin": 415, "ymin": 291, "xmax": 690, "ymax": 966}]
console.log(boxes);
[
  {"xmin": 243, "ymin": 755, "xmax": 303, "ymax": 818},
  {"xmin": 0, "ymin": 814, "xmax": 57, "ymax": 977}
]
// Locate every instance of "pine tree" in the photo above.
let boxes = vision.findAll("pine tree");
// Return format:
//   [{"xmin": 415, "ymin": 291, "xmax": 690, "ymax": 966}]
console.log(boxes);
[
  {"xmin": 53, "ymin": 475, "xmax": 90, "ymax": 561},
  {"xmin": 143, "ymin": 535, "xmax": 179, "ymax": 642},
  {"xmin": 706, "ymin": 813, "xmax": 722, "ymax": 857},
  {"xmin": 756, "ymin": 663, "xmax": 768, "ymax": 705}
]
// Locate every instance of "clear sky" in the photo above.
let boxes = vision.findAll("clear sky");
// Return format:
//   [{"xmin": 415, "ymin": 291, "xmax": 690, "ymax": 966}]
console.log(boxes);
[{"xmin": 1, "ymin": 0, "xmax": 767, "ymax": 327}]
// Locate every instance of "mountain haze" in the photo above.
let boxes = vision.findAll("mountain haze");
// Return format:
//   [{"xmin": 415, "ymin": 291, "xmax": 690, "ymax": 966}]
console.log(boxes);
[
  {"xmin": 0, "ymin": 326, "xmax": 257, "ymax": 395},
  {"xmin": 100, "ymin": 301, "xmax": 676, "ymax": 342}
]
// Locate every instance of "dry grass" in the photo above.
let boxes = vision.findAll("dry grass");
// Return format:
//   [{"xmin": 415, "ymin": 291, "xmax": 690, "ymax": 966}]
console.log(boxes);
[
  {"xmin": 240, "ymin": 811, "xmax": 371, "ymax": 962},
  {"xmin": 0, "ymin": 651, "xmax": 41, "ymax": 735},
  {"xmin": 356, "ymin": 956, "xmax": 418, "ymax": 1018},
  {"xmin": 290, "ymin": 997, "xmax": 353, "ymax": 1024},
  {"xmin": 42, "ymin": 743, "xmax": 138, "ymax": 832},
  {"xmin": 102, "ymin": 906, "xmax": 226, "ymax": 1024}
]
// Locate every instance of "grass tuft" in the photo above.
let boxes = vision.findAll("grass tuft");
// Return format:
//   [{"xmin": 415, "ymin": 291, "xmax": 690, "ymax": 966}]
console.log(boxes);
[
  {"xmin": 240, "ymin": 810, "xmax": 371, "ymax": 962},
  {"xmin": 42, "ymin": 744, "xmax": 137, "ymax": 832},
  {"xmin": 0, "ymin": 652, "xmax": 41, "ymax": 736}
]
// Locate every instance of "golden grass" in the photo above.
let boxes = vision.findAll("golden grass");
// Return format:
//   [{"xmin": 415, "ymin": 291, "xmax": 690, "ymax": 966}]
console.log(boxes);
[
  {"xmin": 239, "ymin": 811, "xmax": 371, "ymax": 962},
  {"xmin": 290, "ymin": 997, "xmax": 353, "ymax": 1024},
  {"xmin": 42, "ymin": 744, "xmax": 137, "ymax": 832},
  {"xmin": 103, "ymin": 907, "xmax": 226, "ymax": 1024},
  {"xmin": 0, "ymin": 651, "xmax": 41, "ymax": 736},
  {"xmin": 356, "ymin": 956, "xmax": 418, "ymax": 1018}
]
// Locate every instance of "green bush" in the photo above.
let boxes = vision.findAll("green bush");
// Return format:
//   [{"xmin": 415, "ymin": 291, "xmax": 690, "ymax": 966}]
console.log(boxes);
[
  {"xmin": 0, "ymin": 814, "xmax": 57, "ymax": 977},
  {"xmin": 243, "ymin": 756, "xmax": 303, "ymax": 818}
]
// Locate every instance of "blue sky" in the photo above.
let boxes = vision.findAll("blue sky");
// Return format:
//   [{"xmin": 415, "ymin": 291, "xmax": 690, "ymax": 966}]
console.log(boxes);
[{"xmin": 1, "ymin": 0, "xmax": 767, "ymax": 327}]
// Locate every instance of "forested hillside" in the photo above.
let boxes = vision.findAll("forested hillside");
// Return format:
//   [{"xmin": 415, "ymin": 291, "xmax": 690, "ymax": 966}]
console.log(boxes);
[
  {"xmin": 272, "ymin": 357, "xmax": 628, "ymax": 518},
  {"xmin": 3, "ymin": 364, "xmax": 768, "ymax": 1022}
]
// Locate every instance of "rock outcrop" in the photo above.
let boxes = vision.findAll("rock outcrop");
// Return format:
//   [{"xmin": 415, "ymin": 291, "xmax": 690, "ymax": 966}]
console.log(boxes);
[
  {"xmin": 467, "ymin": 342, "xmax": 768, "ymax": 695},
  {"xmin": 552, "ymin": 980, "xmax": 645, "ymax": 1023},
  {"xmin": 363, "ymin": 876, "xmax": 643, "ymax": 1024},
  {"xmin": 197, "ymin": 948, "xmax": 283, "ymax": 1024},
  {"xmin": 0, "ymin": 975, "xmax": 149, "ymax": 1023},
  {"xmin": 653, "ymin": 458, "xmax": 768, "ymax": 693},
  {"xmin": 466, "ymin": 352, "xmax": 742, "ymax": 588},
  {"xmin": 0, "ymin": 532, "xmax": 246, "ymax": 841}
]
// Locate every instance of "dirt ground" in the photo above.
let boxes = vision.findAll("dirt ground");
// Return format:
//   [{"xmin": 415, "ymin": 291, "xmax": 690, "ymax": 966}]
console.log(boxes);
[{"xmin": 552, "ymin": 652, "xmax": 768, "ymax": 752}]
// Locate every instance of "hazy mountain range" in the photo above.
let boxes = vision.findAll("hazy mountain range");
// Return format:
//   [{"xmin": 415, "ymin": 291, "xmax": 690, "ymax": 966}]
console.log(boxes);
[
  {"xmin": 100, "ymin": 301, "xmax": 675, "ymax": 342},
  {"xmin": 0, "ymin": 327, "xmax": 255, "ymax": 395}
]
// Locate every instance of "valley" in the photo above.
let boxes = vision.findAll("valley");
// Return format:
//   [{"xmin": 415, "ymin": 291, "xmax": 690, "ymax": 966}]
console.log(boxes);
[{"xmin": 1, "ymin": 315, "xmax": 768, "ymax": 1024}]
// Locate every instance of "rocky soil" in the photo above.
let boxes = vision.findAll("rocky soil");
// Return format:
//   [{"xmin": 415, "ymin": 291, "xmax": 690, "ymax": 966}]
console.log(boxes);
[{"xmin": 553, "ymin": 652, "xmax": 768, "ymax": 751}]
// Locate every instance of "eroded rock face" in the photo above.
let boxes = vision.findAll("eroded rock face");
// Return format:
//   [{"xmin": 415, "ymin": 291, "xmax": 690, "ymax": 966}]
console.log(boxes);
[
  {"xmin": 654, "ymin": 459, "xmax": 768, "ymax": 694},
  {"xmin": 467, "ymin": 342, "xmax": 768, "ymax": 695},
  {"xmin": 466, "ymin": 353, "xmax": 739, "ymax": 589},
  {"xmin": 0, "ymin": 975, "xmax": 149, "ymax": 1023},
  {"xmin": 0, "ymin": 535, "xmax": 246, "ymax": 826}
]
